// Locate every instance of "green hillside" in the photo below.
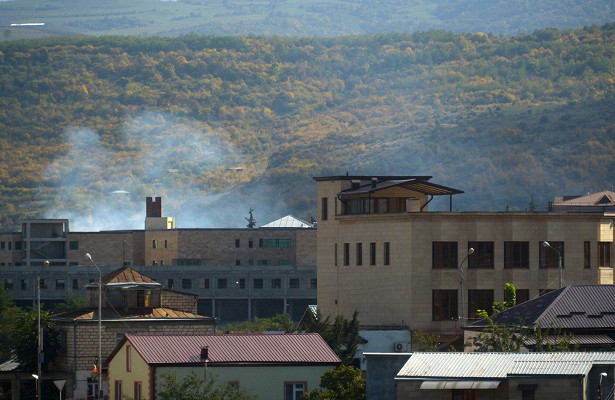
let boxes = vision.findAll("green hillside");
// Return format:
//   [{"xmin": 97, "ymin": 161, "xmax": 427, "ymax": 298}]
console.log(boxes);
[{"xmin": 1, "ymin": 25, "xmax": 615, "ymax": 230}]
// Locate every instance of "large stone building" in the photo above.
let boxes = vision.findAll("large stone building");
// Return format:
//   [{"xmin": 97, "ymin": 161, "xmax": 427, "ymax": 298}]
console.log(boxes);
[
  {"xmin": 314, "ymin": 175, "xmax": 615, "ymax": 341},
  {"xmin": 0, "ymin": 197, "xmax": 317, "ymax": 324}
]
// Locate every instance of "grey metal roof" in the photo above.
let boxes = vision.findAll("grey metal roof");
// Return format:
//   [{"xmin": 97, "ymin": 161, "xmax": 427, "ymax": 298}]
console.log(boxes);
[
  {"xmin": 396, "ymin": 352, "xmax": 615, "ymax": 380},
  {"xmin": 340, "ymin": 179, "xmax": 463, "ymax": 197},
  {"xmin": 260, "ymin": 215, "xmax": 313, "ymax": 228}
]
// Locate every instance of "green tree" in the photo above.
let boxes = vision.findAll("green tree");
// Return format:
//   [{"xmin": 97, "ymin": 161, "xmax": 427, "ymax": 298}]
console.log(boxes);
[
  {"xmin": 412, "ymin": 330, "xmax": 441, "ymax": 351},
  {"xmin": 158, "ymin": 371, "xmax": 256, "ymax": 400},
  {"xmin": 301, "ymin": 365, "xmax": 366, "ymax": 400},
  {"xmin": 53, "ymin": 293, "xmax": 87, "ymax": 313},
  {"xmin": 245, "ymin": 208, "xmax": 257, "ymax": 229},
  {"xmin": 11, "ymin": 309, "xmax": 57, "ymax": 370},
  {"xmin": 225, "ymin": 313, "xmax": 294, "ymax": 333},
  {"xmin": 320, "ymin": 311, "xmax": 362, "ymax": 366}
]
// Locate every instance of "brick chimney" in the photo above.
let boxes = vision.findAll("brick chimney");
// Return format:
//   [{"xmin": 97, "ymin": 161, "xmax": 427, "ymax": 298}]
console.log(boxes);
[{"xmin": 146, "ymin": 197, "xmax": 162, "ymax": 217}]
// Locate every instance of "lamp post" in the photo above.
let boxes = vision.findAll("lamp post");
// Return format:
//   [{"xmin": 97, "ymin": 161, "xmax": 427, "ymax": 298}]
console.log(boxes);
[
  {"xmin": 458, "ymin": 248, "xmax": 474, "ymax": 327},
  {"xmin": 599, "ymin": 372, "xmax": 607, "ymax": 400},
  {"xmin": 85, "ymin": 253, "xmax": 102, "ymax": 400},
  {"xmin": 37, "ymin": 260, "xmax": 49, "ymax": 400},
  {"xmin": 542, "ymin": 241, "xmax": 563, "ymax": 288}
]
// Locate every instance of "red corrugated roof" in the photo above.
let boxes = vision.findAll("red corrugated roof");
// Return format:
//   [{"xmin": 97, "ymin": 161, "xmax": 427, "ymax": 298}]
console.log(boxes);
[{"xmin": 125, "ymin": 333, "xmax": 341, "ymax": 366}]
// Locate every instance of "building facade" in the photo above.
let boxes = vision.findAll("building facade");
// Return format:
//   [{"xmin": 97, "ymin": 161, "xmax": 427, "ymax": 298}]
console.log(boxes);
[{"xmin": 314, "ymin": 175, "xmax": 614, "ymax": 338}]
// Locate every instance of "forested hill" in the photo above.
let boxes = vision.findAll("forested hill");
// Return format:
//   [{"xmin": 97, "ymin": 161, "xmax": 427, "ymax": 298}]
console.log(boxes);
[{"xmin": 1, "ymin": 25, "xmax": 615, "ymax": 231}]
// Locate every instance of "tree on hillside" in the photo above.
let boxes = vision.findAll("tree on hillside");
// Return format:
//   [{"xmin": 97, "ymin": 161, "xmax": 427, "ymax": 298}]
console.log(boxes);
[
  {"xmin": 158, "ymin": 371, "xmax": 256, "ymax": 400},
  {"xmin": 301, "ymin": 365, "xmax": 366, "ymax": 400}
]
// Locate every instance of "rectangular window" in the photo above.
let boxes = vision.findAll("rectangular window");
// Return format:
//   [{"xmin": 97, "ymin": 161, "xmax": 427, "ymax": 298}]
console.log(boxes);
[
  {"xmin": 259, "ymin": 239, "xmax": 292, "ymax": 248},
  {"xmin": 343, "ymin": 243, "xmax": 350, "ymax": 266},
  {"xmin": 384, "ymin": 242, "xmax": 390, "ymax": 265},
  {"xmin": 235, "ymin": 239, "xmax": 240, "ymax": 248},
  {"xmin": 0, "ymin": 242, "xmax": 4, "ymax": 250},
  {"xmin": 249, "ymin": 240, "xmax": 253, "ymax": 248},
  {"xmin": 218, "ymin": 279, "xmax": 227, "ymax": 289},
  {"xmin": 182, "ymin": 279, "xmax": 192, "ymax": 290},
  {"xmin": 253, "ymin": 278, "xmax": 263, "ymax": 289},
  {"xmin": 72, "ymin": 279, "xmax": 80, "ymax": 290},
  {"xmin": 539, "ymin": 241, "xmax": 564, "ymax": 268},
  {"xmin": 4, "ymin": 279, "xmax": 13, "ymax": 290},
  {"xmin": 599, "ymin": 242, "xmax": 610, "ymax": 267},
  {"xmin": 21, "ymin": 279, "xmax": 27, "ymax": 290},
  {"xmin": 235, "ymin": 259, "xmax": 241, "ymax": 266},
  {"xmin": 152, "ymin": 240, "xmax": 158, "ymax": 249},
  {"xmin": 236, "ymin": 279, "xmax": 246, "ymax": 289},
  {"xmin": 321, "ymin": 197, "xmax": 328, "ymax": 221},
  {"xmin": 504, "ymin": 241, "xmax": 529, "ymax": 268},
  {"xmin": 126, "ymin": 345, "xmax": 132, "ymax": 372},
  {"xmin": 432, "ymin": 242, "xmax": 458, "ymax": 269},
  {"xmin": 115, "ymin": 381, "xmax": 122, "ymax": 400},
  {"xmin": 356, "ymin": 243, "xmax": 363, "ymax": 266},
  {"xmin": 285, "ymin": 382, "xmax": 306, "ymax": 400},
  {"xmin": 69, "ymin": 241, "xmax": 79, "ymax": 250},
  {"xmin": 279, "ymin": 259, "xmax": 291, "ymax": 266},
  {"xmin": 432, "ymin": 290, "xmax": 458, "ymax": 321},
  {"xmin": 289, "ymin": 278, "xmax": 299, "ymax": 289},
  {"xmin": 468, "ymin": 242, "xmax": 494, "ymax": 268},
  {"xmin": 164, "ymin": 240, "xmax": 168, "ymax": 249},
  {"xmin": 14, "ymin": 241, "xmax": 20, "ymax": 250},
  {"xmin": 55, "ymin": 279, "xmax": 65, "ymax": 290},
  {"xmin": 166, "ymin": 279, "xmax": 174, "ymax": 289},
  {"xmin": 584, "ymin": 241, "xmax": 591, "ymax": 268},
  {"xmin": 134, "ymin": 382, "xmax": 142, "ymax": 400},
  {"xmin": 370, "ymin": 242, "xmax": 376, "ymax": 266},
  {"xmin": 272, "ymin": 278, "xmax": 282, "ymax": 289},
  {"xmin": 516, "ymin": 289, "xmax": 530, "ymax": 305},
  {"xmin": 334, "ymin": 243, "xmax": 338, "ymax": 267},
  {"xmin": 467, "ymin": 289, "xmax": 494, "ymax": 320},
  {"xmin": 309, "ymin": 278, "xmax": 317, "ymax": 289},
  {"xmin": 200, "ymin": 278, "xmax": 210, "ymax": 289},
  {"xmin": 248, "ymin": 259, "xmax": 254, "ymax": 265},
  {"xmin": 257, "ymin": 260, "xmax": 272, "ymax": 266}
]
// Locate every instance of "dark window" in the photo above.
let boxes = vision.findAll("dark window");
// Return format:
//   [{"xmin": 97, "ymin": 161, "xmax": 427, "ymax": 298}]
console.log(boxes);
[
  {"xmin": 599, "ymin": 242, "xmax": 610, "ymax": 267},
  {"xmin": 257, "ymin": 260, "xmax": 271, "ymax": 266},
  {"xmin": 40, "ymin": 278, "xmax": 48, "ymax": 289},
  {"xmin": 218, "ymin": 279, "xmax": 227, "ymax": 289},
  {"xmin": 20, "ymin": 279, "xmax": 27, "ymax": 290},
  {"xmin": 321, "ymin": 197, "xmax": 328, "ymax": 221},
  {"xmin": 384, "ymin": 242, "xmax": 390, "ymax": 265},
  {"xmin": 289, "ymin": 278, "xmax": 299, "ymax": 289},
  {"xmin": 259, "ymin": 239, "xmax": 291, "ymax": 248},
  {"xmin": 334, "ymin": 244, "xmax": 338, "ymax": 266},
  {"xmin": 0, "ymin": 242, "xmax": 4, "ymax": 250},
  {"xmin": 279, "ymin": 260, "xmax": 291, "ymax": 266},
  {"xmin": 200, "ymin": 279, "xmax": 209, "ymax": 289},
  {"xmin": 584, "ymin": 241, "xmax": 591, "ymax": 268},
  {"xmin": 235, "ymin": 239, "xmax": 240, "ymax": 248},
  {"xmin": 152, "ymin": 240, "xmax": 158, "ymax": 249},
  {"xmin": 272, "ymin": 278, "xmax": 282, "ymax": 289},
  {"xmin": 309, "ymin": 278, "xmax": 317, "ymax": 289},
  {"xmin": 235, "ymin": 259, "xmax": 241, "ymax": 266},
  {"xmin": 182, "ymin": 279, "xmax": 192, "ymax": 289},
  {"xmin": 236, "ymin": 279, "xmax": 246, "ymax": 289},
  {"xmin": 167, "ymin": 279, "xmax": 174, "ymax": 289},
  {"xmin": 432, "ymin": 289, "xmax": 458, "ymax": 321},
  {"xmin": 433, "ymin": 242, "xmax": 458, "ymax": 269},
  {"xmin": 14, "ymin": 241, "xmax": 20, "ymax": 250},
  {"xmin": 164, "ymin": 240, "xmax": 168, "ymax": 249},
  {"xmin": 4, "ymin": 279, "xmax": 13, "ymax": 290},
  {"xmin": 356, "ymin": 243, "xmax": 363, "ymax": 266},
  {"xmin": 468, "ymin": 242, "xmax": 494, "ymax": 268},
  {"xmin": 516, "ymin": 289, "xmax": 530, "ymax": 304},
  {"xmin": 468, "ymin": 289, "xmax": 494, "ymax": 320},
  {"xmin": 253, "ymin": 279, "xmax": 263, "ymax": 289},
  {"xmin": 55, "ymin": 279, "xmax": 65, "ymax": 290},
  {"xmin": 248, "ymin": 259, "xmax": 254, "ymax": 265},
  {"xmin": 343, "ymin": 243, "xmax": 350, "ymax": 266},
  {"xmin": 504, "ymin": 241, "xmax": 529, "ymax": 268},
  {"xmin": 72, "ymin": 279, "xmax": 80, "ymax": 289},
  {"xmin": 539, "ymin": 241, "xmax": 564, "ymax": 268},
  {"xmin": 69, "ymin": 241, "xmax": 79, "ymax": 250},
  {"xmin": 249, "ymin": 240, "xmax": 253, "ymax": 248},
  {"xmin": 370, "ymin": 242, "xmax": 376, "ymax": 266}
]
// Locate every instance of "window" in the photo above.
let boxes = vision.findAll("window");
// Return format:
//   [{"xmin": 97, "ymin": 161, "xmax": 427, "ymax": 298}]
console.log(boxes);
[
  {"xmin": 279, "ymin": 259, "xmax": 291, "ymax": 266},
  {"xmin": 14, "ymin": 241, "xmax": 20, "ymax": 250},
  {"xmin": 321, "ymin": 197, "xmax": 328, "ymax": 221},
  {"xmin": 126, "ymin": 345, "xmax": 132, "ymax": 372},
  {"xmin": 218, "ymin": 279, "xmax": 227, "ymax": 289},
  {"xmin": 289, "ymin": 278, "xmax": 299, "ymax": 289},
  {"xmin": 0, "ymin": 242, "xmax": 4, "ymax": 250},
  {"xmin": 235, "ymin": 239, "xmax": 240, "ymax": 248},
  {"xmin": 152, "ymin": 240, "xmax": 158, "ymax": 249},
  {"xmin": 356, "ymin": 243, "xmax": 363, "ymax": 266},
  {"xmin": 20, "ymin": 279, "xmax": 27, "ymax": 290},
  {"xmin": 235, "ymin": 279, "xmax": 246, "ymax": 289},
  {"xmin": 285, "ymin": 382, "xmax": 306, "ymax": 400},
  {"xmin": 55, "ymin": 279, "xmax": 65, "ymax": 290},
  {"xmin": 164, "ymin": 240, "xmax": 168, "ymax": 248},
  {"xmin": 235, "ymin": 259, "xmax": 241, "ymax": 266},
  {"xmin": 166, "ymin": 279, "xmax": 174, "ymax": 289},
  {"xmin": 344, "ymin": 198, "xmax": 370, "ymax": 215},
  {"xmin": 599, "ymin": 242, "xmax": 610, "ymax": 267},
  {"xmin": 152, "ymin": 260, "xmax": 158, "ymax": 266},
  {"xmin": 309, "ymin": 278, "xmax": 317, "ymax": 289},
  {"xmin": 432, "ymin": 290, "xmax": 458, "ymax": 321},
  {"xmin": 182, "ymin": 279, "xmax": 192, "ymax": 290},
  {"xmin": 114, "ymin": 381, "xmax": 122, "ymax": 400},
  {"xmin": 258, "ymin": 260, "xmax": 271, "ymax": 266},
  {"xmin": 584, "ymin": 241, "xmax": 591, "ymax": 268},
  {"xmin": 343, "ymin": 243, "xmax": 350, "ymax": 266},
  {"xmin": 516, "ymin": 289, "xmax": 530, "ymax": 304},
  {"xmin": 259, "ymin": 239, "xmax": 292, "ymax": 248},
  {"xmin": 468, "ymin": 242, "xmax": 494, "ymax": 268},
  {"xmin": 129, "ymin": 291, "xmax": 150, "ymax": 308},
  {"xmin": 334, "ymin": 243, "xmax": 338, "ymax": 266},
  {"xmin": 200, "ymin": 278, "xmax": 210, "ymax": 289},
  {"xmin": 370, "ymin": 242, "xmax": 376, "ymax": 266},
  {"xmin": 249, "ymin": 240, "xmax": 253, "ymax": 248},
  {"xmin": 504, "ymin": 241, "xmax": 529, "ymax": 268},
  {"xmin": 87, "ymin": 380, "xmax": 99, "ymax": 398},
  {"xmin": 39, "ymin": 278, "xmax": 48, "ymax": 289},
  {"xmin": 453, "ymin": 389, "xmax": 476, "ymax": 400},
  {"xmin": 539, "ymin": 241, "xmax": 564, "ymax": 268},
  {"xmin": 433, "ymin": 242, "xmax": 458, "ymax": 269},
  {"xmin": 253, "ymin": 278, "xmax": 263, "ymax": 289},
  {"xmin": 4, "ymin": 279, "xmax": 13, "ymax": 290},
  {"xmin": 467, "ymin": 289, "xmax": 494, "ymax": 320},
  {"xmin": 248, "ymin": 259, "xmax": 254, "ymax": 265},
  {"xmin": 176, "ymin": 259, "xmax": 202, "ymax": 266},
  {"xmin": 69, "ymin": 241, "xmax": 79, "ymax": 250},
  {"xmin": 272, "ymin": 278, "xmax": 282, "ymax": 289},
  {"xmin": 134, "ymin": 382, "xmax": 142, "ymax": 400},
  {"xmin": 384, "ymin": 242, "xmax": 390, "ymax": 265}
]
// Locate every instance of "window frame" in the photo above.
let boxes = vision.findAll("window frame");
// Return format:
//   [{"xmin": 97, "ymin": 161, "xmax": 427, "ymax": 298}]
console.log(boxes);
[
  {"xmin": 432, "ymin": 241, "xmax": 458, "ymax": 269},
  {"xmin": 284, "ymin": 381, "xmax": 307, "ymax": 400},
  {"xmin": 467, "ymin": 289, "xmax": 494, "ymax": 320},
  {"xmin": 504, "ymin": 241, "xmax": 529, "ymax": 268},
  {"xmin": 468, "ymin": 241, "xmax": 494, "ymax": 269},
  {"xmin": 599, "ymin": 242, "xmax": 611, "ymax": 268},
  {"xmin": 539, "ymin": 241, "xmax": 564, "ymax": 269},
  {"xmin": 432, "ymin": 289, "xmax": 458, "ymax": 321}
]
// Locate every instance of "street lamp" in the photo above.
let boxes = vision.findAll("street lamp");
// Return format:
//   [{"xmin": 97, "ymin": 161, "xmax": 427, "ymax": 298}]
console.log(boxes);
[
  {"xmin": 458, "ymin": 247, "xmax": 475, "ymax": 327},
  {"xmin": 85, "ymin": 253, "xmax": 103, "ymax": 400},
  {"xmin": 37, "ymin": 260, "xmax": 49, "ymax": 400},
  {"xmin": 542, "ymin": 241, "xmax": 563, "ymax": 288},
  {"xmin": 599, "ymin": 372, "xmax": 607, "ymax": 400}
]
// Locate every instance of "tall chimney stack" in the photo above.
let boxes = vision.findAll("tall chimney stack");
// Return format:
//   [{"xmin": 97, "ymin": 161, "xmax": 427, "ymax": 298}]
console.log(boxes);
[{"xmin": 146, "ymin": 197, "xmax": 162, "ymax": 218}]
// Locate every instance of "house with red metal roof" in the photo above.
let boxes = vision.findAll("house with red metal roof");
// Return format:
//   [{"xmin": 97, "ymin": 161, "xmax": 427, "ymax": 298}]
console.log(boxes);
[{"xmin": 106, "ymin": 333, "xmax": 341, "ymax": 400}]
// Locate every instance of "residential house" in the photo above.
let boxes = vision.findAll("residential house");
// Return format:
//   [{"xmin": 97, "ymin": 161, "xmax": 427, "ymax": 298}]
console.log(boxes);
[{"xmin": 106, "ymin": 333, "xmax": 341, "ymax": 400}]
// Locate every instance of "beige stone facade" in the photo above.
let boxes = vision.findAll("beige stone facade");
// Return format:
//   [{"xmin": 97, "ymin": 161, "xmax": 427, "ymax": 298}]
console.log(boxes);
[{"xmin": 315, "ymin": 176, "xmax": 614, "ymax": 335}]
